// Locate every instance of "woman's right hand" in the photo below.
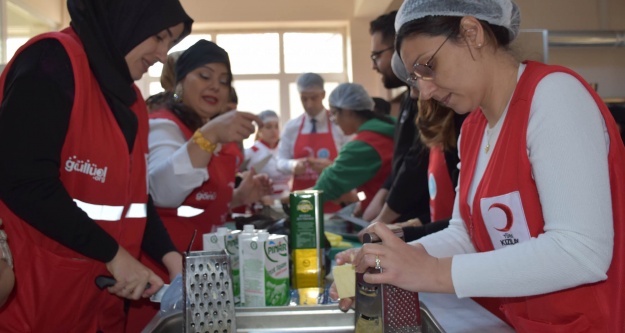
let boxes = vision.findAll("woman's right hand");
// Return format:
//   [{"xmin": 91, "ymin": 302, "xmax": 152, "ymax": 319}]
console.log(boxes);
[
  {"xmin": 105, "ymin": 246, "xmax": 164, "ymax": 300},
  {"xmin": 329, "ymin": 248, "xmax": 360, "ymax": 312},
  {"xmin": 199, "ymin": 110, "xmax": 260, "ymax": 144}
]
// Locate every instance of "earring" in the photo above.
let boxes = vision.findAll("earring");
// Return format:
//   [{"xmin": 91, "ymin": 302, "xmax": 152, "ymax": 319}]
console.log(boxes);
[
  {"xmin": 174, "ymin": 85, "xmax": 183, "ymax": 102},
  {"xmin": 477, "ymin": 43, "xmax": 482, "ymax": 48}
]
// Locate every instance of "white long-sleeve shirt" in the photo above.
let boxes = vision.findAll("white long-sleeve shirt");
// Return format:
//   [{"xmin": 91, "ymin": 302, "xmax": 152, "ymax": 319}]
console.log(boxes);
[
  {"xmin": 276, "ymin": 110, "xmax": 352, "ymax": 174},
  {"xmin": 147, "ymin": 118, "xmax": 211, "ymax": 208},
  {"xmin": 415, "ymin": 64, "xmax": 613, "ymax": 298}
]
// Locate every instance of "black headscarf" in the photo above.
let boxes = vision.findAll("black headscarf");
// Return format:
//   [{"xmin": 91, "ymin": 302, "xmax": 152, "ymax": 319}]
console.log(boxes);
[
  {"xmin": 175, "ymin": 40, "xmax": 232, "ymax": 84},
  {"xmin": 169, "ymin": 40, "xmax": 232, "ymax": 132},
  {"xmin": 67, "ymin": 0, "xmax": 192, "ymax": 151}
]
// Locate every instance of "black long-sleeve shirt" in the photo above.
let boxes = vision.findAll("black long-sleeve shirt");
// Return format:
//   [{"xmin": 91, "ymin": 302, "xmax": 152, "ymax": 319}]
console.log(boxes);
[
  {"xmin": 383, "ymin": 91, "xmax": 431, "ymax": 223},
  {"xmin": 0, "ymin": 39, "xmax": 175, "ymax": 263}
]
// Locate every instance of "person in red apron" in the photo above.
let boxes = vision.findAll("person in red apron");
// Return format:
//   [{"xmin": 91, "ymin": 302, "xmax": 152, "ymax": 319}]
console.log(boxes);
[
  {"xmin": 277, "ymin": 73, "xmax": 353, "ymax": 213},
  {"xmin": 243, "ymin": 110, "xmax": 293, "ymax": 203},
  {"xmin": 126, "ymin": 40, "xmax": 271, "ymax": 331},
  {"xmin": 312, "ymin": 83, "xmax": 394, "ymax": 213},
  {"xmin": 0, "ymin": 1, "xmax": 193, "ymax": 331},
  {"xmin": 343, "ymin": 1, "xmax": 625, "ymax": 332}
]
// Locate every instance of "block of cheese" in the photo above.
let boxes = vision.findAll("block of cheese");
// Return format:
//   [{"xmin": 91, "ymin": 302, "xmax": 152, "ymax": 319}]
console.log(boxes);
[{"xmin": 333, "ymin": 264, "xmax": 356, "ymax": 299}]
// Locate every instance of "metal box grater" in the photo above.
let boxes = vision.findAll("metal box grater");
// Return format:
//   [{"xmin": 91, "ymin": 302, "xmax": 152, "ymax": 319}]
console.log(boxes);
[
  {"xmin": 183, "ymin": 250, "xmax": 237, "ymax": 333},
  {"xmin": 355, "ymin": 233, "xmax": 422, "ymax": 333}
]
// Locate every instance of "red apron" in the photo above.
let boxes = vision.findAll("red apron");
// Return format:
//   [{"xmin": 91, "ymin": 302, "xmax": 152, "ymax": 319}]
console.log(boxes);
[
  {"xmin": 351, "ymin": 130, "xmax": 393, "ymax": 212},
  {"xmin": 292, "ymin": 112, "xmax": 341, "ymax": 213},
  {"xmin": 126, "ymin": 110, "xmax": 236, "ymax": 332},
  {"xmin": 427, "ymin": 146, "xmax": 455, "ymax": 221},
  {"xmin": 0, "ymin": 28, "xmax": 149, "ymax": 333},
  {"xmin": 458, "ymin": 61, "xmax": 625, "ymax": 332}
]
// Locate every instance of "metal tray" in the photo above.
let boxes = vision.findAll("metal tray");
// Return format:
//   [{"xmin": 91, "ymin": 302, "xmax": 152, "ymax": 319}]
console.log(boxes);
[{"xmin": 142, "ymin": 302, "xmax": 445, "ymax": 333}]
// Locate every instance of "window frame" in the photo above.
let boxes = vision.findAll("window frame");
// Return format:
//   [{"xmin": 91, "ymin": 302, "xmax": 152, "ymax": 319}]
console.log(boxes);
[{"xmin": 137, "ymin": 26, "xmax": 349, "ymax": 127}]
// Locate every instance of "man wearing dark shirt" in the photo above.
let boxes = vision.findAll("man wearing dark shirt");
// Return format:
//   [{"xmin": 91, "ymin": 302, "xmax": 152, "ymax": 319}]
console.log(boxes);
[{"xmin": 363, "ymin": 11, "xmax": 430, "ymax": 225}]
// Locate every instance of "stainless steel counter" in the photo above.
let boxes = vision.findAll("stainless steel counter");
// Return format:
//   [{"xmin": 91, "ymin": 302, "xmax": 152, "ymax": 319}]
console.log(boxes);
[
  {"xmin": 142, "ymin": 292, "xmax": 513, "ymax": 333},
  {"xmin": 419, "ymin": 293, "xmax": 514, "ymax": 333}
]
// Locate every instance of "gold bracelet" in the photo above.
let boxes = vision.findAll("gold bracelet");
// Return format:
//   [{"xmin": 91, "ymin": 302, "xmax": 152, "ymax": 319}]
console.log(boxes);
[{"xmin": 192, "ymin": 130, "xmax": 218, "ymax": 154}]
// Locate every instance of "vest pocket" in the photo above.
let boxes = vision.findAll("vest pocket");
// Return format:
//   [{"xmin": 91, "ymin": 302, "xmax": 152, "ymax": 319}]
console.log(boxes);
[{"xmin": 510, "ymin": 313, "xmax": 591, "ymax": 333}]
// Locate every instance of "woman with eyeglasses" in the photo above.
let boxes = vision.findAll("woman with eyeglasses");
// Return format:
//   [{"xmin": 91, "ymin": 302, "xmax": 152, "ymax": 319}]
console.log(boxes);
[
  {"xmin": 311, "ymin": 83, "xmax": 395, "ymax": 214},
  {"xmin": 339, "ymin": 0, "xmax": 625, "ymax": 332}
]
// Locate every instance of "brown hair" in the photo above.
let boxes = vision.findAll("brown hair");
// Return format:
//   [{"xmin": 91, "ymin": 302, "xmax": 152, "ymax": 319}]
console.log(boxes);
[{"xmin": 416, "ymin": 99, "xmax": 458, "ymax": 150}]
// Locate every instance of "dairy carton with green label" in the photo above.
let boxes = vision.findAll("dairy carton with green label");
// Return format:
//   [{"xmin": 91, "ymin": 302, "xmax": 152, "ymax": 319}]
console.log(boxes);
[
  {"xmin": 241, "ymin": 233, "xmax": 290, "ymax": 307},
  {"xmin": 203, "ymin": 227, "xmax": 241, "ymax": 303}
]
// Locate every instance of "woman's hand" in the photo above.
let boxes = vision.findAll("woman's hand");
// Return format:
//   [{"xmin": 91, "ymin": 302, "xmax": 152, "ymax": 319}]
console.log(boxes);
[
  {"xmin": 357, "ymin": 221, "xmax": 403, "ymax": 242},
  {"xmin": 329, "ymin": 248, "xmax": 360, "ymax": 312},
  {"xmin": 232, "ymin": 168, "xmax": 273, "ymax": 207},
  {"xmin": 352, "ymin": 223, "xmax": 455, "ymax": 294},
  {"xmin": 105, "ymin": 246, "xmax": 164, "ymax": 300},
  {"xmin": 200, "ymin": 110, "xmax": 260, "ymax": 144},
  {"xmin": 307, "ymin": 157, "xmax": 332, "ymax": 174},
  {"xmin": 293, "ymin": 159, "xmax": 308, "ymax": 176},
  {"xmin": 162, "ymin": 251, "xmax": 183, "ymax": 282}
]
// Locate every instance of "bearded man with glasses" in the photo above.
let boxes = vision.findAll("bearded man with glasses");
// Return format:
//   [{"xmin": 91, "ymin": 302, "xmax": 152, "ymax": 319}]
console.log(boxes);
[{"xmin": 361, "ymin": 11, "xmax": 432, "ymax": 229}]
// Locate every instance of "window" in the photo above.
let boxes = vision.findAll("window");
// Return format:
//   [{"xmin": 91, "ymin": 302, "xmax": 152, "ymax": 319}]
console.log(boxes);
[
  {"xmin": 137, "ymin": 28, "xmax": 348, "ymax": 149},
  {"xmin": 1, "ymin": 1, "xmax": 58, "ymax": 64}
]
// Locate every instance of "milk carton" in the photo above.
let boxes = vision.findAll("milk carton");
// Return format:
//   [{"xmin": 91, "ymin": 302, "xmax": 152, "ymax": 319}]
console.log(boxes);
[
  {"xmin": 203, "ymin": 227, "xmax": 241, "ymax": 303},
  {"xmin": 241, "ymin": 233, "xmax": 290, "ymax": 307},
  {"xmin": 238, "ymin": 224, "xmax": 255, "ymax": 305}
]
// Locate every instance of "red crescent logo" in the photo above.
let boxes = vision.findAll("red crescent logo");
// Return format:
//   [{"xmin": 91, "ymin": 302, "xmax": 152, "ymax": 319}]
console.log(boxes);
[{"xmin": 488, "ymin": 203, "xmax": 514, "ymax": 232}]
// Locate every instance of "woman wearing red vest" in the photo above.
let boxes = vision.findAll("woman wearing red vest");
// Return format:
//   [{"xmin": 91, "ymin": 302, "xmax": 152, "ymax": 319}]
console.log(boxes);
[
  {"xmin": 0, "ymin": 0, "xmax": 192, "ymax": 331},
  {"xmin": 347, "ymin": 1, "xmax": 625, "ymax": 332},
  {"xmin": 125, "ymin": 40, "xmax": 271, "ymax": 331},
  {"xmin": 313, "ymin": 83, "xmax": 395, "ymax": 213}
]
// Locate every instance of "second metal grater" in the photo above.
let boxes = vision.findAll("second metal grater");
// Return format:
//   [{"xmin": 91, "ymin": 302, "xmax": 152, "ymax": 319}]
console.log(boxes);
[
  {"xmin": 355, "ymin": 232, "xmax": 422, "ymax": 333},
  {"xmin": 183, "ymin": 250, "xmax": 237, "ymax": 333}
]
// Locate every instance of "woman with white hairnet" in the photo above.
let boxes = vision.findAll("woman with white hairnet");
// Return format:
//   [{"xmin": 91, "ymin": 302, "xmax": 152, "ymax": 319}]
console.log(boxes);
[
  {"xmin": 243, "ymin": 110, "xmax": 292, "ymax": 202},
  {"xmin": 340, "ymin": 0, "xmax": 625, "ymax": 332},
  {"xmin": 311, "ymin": 83, "xmax": 394, "ymax": 213}
]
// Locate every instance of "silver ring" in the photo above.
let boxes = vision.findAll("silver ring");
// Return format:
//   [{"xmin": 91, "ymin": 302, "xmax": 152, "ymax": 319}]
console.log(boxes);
[{"xmin": 375, "ymin": 255, "xmax": 381, "ymax": 270}]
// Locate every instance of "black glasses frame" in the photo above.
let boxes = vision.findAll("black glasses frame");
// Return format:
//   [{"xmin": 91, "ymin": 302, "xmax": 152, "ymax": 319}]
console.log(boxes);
[{"xmin": 370, "ymin": 46, "xmax": 394, "ymax": 62}]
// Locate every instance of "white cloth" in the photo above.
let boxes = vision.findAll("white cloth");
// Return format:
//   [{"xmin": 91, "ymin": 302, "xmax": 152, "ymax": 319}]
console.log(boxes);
[
  {"xmin": 243, "ymin": 140, "xmax": 292, "ymax": 200},
  {"xmin": 414, "ymin": 64, "xmax": 614, "ymax": 298},
  {"xmin": 147, "ymin": 118, "xmax": 210, "ymax": 208},
  {"xmin": 276, "ymin": 110, "xmax": 352, "ymax": 174}
]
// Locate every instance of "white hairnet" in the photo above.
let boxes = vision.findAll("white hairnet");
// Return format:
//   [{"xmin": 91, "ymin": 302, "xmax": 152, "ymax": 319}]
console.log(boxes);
[
  {"xmin": 258, "ymin": 109, "xmax": 279, "ymax": 123},
  {"xmin": 329, "ymin": 83, "xmax": 375, "ymax": 111},
  {"xmin": 391, "ymin": 52, "xmax": 409, "ymax": 85},
  {"xmin": 296, "ymin": 73, "xmax": 324, "ymax": 93},
  {"xmin": 395, "ymin": 0, "xmax": 521, "ymax": 41}
]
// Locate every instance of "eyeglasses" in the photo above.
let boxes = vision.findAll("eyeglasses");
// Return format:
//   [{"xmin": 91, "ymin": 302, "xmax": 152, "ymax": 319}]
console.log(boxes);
[
  {"xmin": 406, "ymin": 34, "xmax": 452, "ymax": 86},
  {"xmin": 370, "ymin": 46, "xmax": 394, "ymax": 62}
]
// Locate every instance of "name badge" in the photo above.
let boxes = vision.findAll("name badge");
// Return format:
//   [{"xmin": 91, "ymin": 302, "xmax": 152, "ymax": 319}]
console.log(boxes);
[{"xmin": 480, "ymin": 191, "xmax": 532, "ymax": 250}]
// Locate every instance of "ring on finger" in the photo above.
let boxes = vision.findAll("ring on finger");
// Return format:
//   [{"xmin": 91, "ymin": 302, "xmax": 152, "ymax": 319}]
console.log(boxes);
[{"xmin": 375, "ymin": 255, "xmax": 381, "ymax": 270}]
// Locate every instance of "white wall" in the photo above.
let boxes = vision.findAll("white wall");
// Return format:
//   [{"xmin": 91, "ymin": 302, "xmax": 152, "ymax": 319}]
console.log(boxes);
[{"xmin": 11, "ymin": 0, "xmax": 625, "ymax": 99}]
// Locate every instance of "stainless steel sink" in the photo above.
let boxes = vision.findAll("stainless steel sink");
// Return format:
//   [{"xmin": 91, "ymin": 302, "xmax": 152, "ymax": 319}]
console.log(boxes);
[{"xmin": 142, "ymin": 302, "xmax": 445, "ymax": 333}]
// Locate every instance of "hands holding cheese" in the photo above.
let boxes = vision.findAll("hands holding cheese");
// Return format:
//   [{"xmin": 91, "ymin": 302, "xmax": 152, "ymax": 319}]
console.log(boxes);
[{"xmin": 329, "ymin": 222, "xmax": 455, "ymax": 311}]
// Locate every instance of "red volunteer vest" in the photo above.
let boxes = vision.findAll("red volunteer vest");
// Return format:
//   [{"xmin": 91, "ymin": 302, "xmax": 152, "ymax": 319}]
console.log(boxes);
[
  {"xmin": 292, "ymin": 112, "xmax": 341, "ymax": 213},
  {"xmin": 351, "ymin": 130, "xmax": 393, "ymax": 212},
  {"xmin": 459, "ymin": 61, "xmax": 625, "ymax": 332},
  {"xmin": 126, "ymin": 110, "xmax": 237, "ymax": 332},
  {"xmin": 427, "ymin": 146, "xmax": 455, "ymax": 221},
  {"xmin": 0, "ymin": 28, "xmax": 149, "ymax": 333}
]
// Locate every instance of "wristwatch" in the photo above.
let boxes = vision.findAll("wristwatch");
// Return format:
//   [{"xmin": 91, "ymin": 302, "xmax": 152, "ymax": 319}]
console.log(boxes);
[{"xmin": 0, "ymin": 219, "xmax": 13, "ymax": 269}]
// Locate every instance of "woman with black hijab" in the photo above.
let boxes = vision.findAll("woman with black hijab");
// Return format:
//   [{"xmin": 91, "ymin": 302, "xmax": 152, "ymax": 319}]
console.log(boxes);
[{"xmin": 0, "ymin": 0, "xmax": 192, "ymax": 331}]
